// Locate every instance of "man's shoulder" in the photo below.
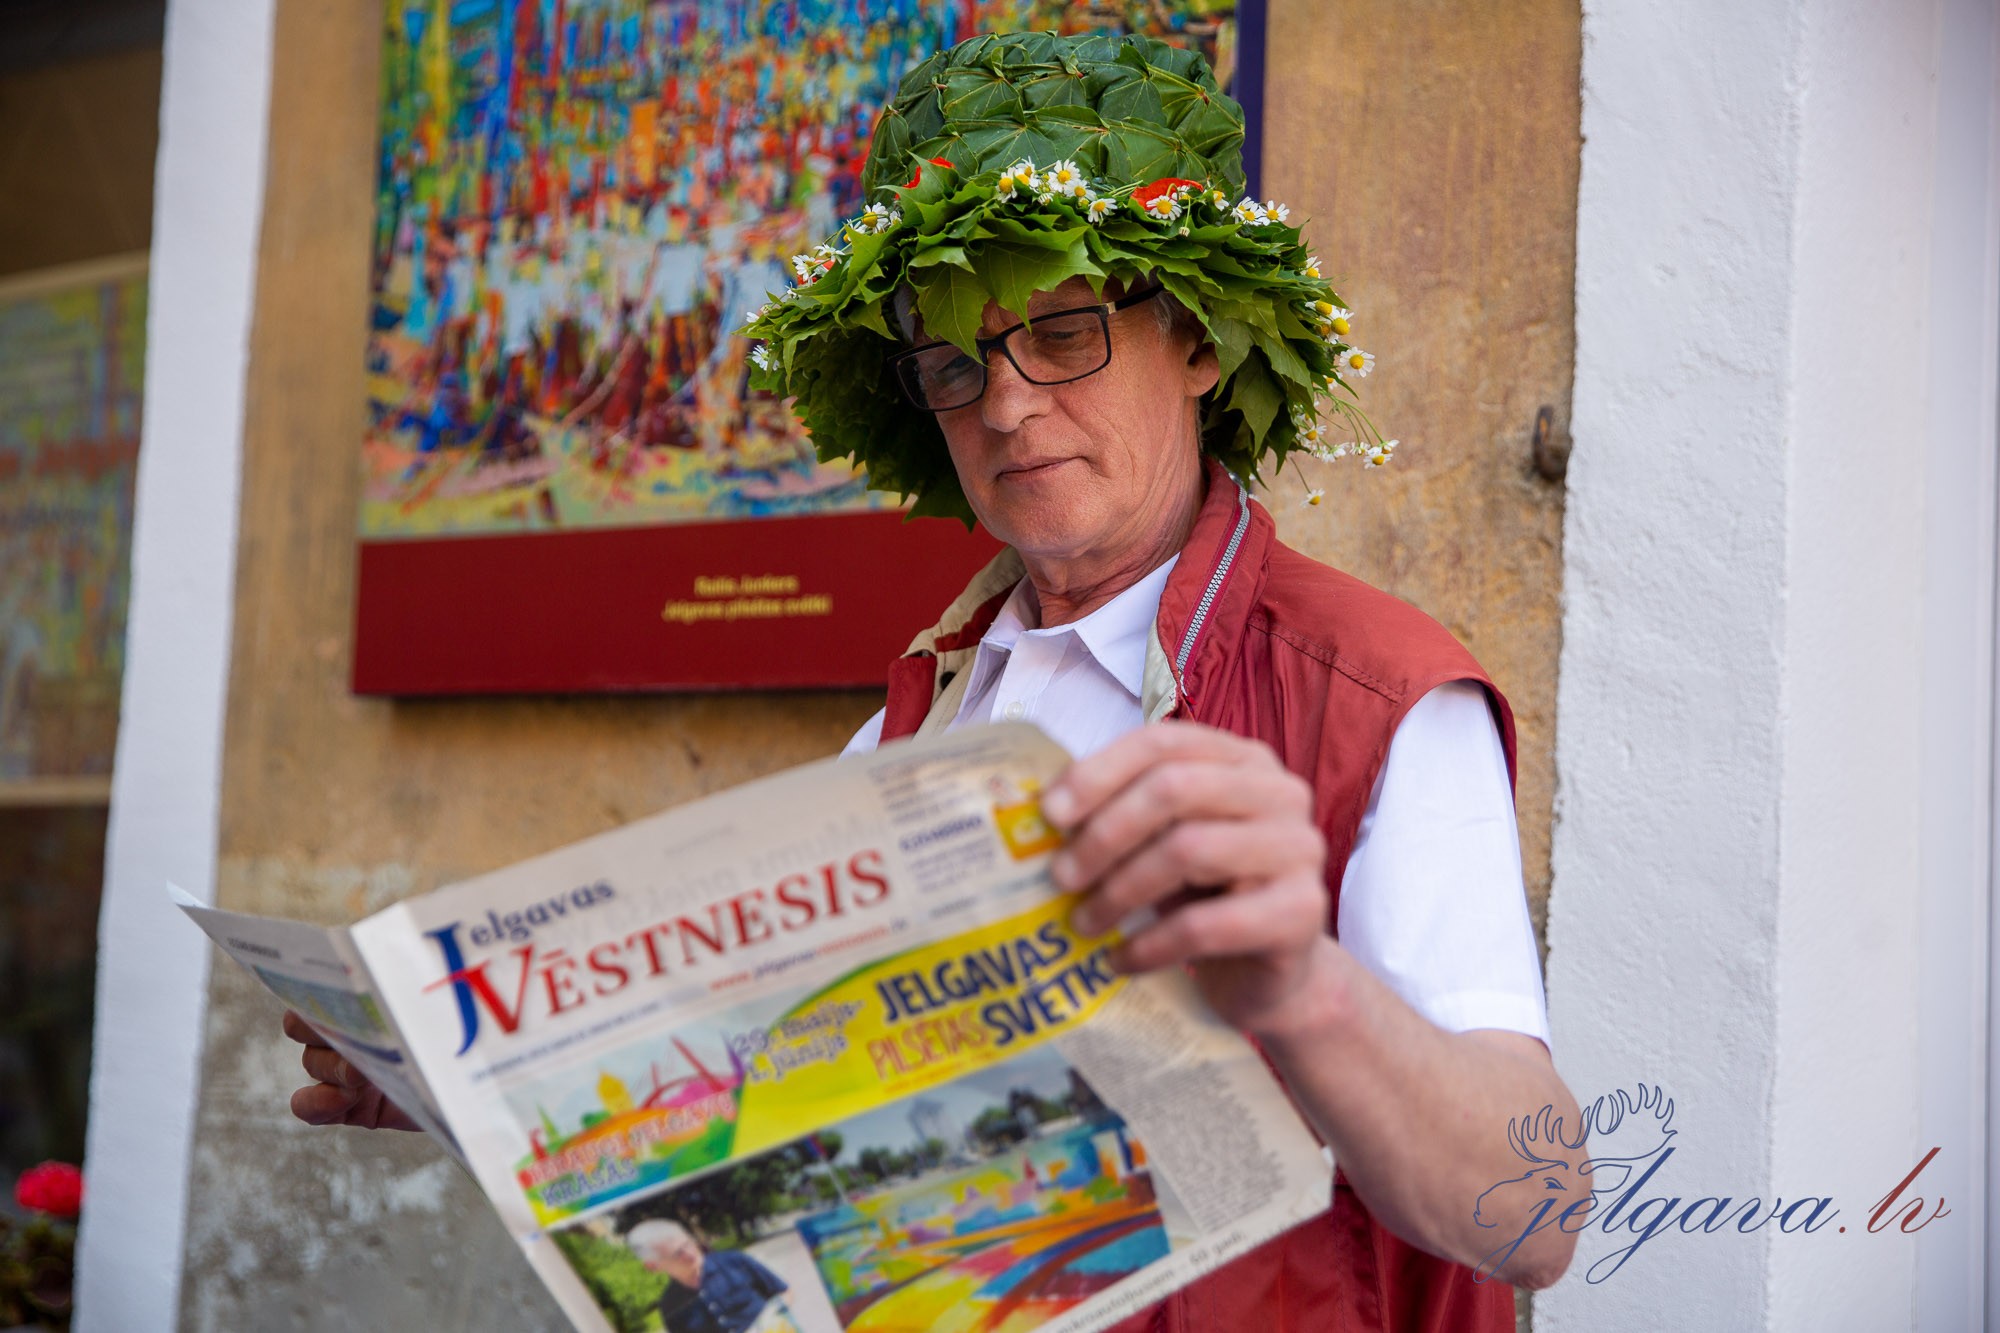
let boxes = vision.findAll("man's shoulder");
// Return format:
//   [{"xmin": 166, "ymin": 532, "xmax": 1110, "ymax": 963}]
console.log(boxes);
[{"xmin": 1249, "ymin": 538, "xmax": 1488, "ymax": 703}]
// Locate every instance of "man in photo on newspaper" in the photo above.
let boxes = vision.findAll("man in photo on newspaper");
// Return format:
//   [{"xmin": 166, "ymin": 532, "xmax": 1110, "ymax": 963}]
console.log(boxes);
[
  {"xmin": 628, "ymin": 1220, "xmax": 798, "ymax": 1333},
  {"xmin": 287, "ymin": 31, "xmax": 1582, "ymax": 1330}
]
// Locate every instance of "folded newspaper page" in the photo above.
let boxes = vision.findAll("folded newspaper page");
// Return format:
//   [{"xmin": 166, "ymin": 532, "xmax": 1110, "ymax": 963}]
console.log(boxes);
[{"xmin": 179, "ymin": 723, "xmax": 1335, "ymax": 1333}]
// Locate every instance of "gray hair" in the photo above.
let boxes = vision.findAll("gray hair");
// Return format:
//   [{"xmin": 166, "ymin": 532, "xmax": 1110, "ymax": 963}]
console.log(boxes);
[{"xmin": 626, "ymin": 1219, "xmax": 694, "ymax": 1254}]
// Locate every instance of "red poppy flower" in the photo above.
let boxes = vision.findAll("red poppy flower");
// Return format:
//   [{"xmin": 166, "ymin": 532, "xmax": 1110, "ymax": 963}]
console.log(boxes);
[
  {"xmin": 905, "ymin": 158, "xmax": 955, "ymax": 188},
  {"xmin": 1132, "ymin": 177, "xmax": 1202, "ymax": 207},
  {"xmin": 16, "ymin": 1161, "xmax": 83, "ymax": 1218}
]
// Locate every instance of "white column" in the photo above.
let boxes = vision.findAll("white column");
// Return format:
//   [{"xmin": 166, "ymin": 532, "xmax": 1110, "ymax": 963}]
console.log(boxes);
[
  {"xmin": 1546, "ymin": 0, "xmax": 1997, "ymax": 1328},
  {"xmin": 73, "ymin": 1, "xmax": 275, "ymax": 1329},
  {"xmin": 1918, "ymin": 3, "xmax": 2000, "ymax": 1328}
]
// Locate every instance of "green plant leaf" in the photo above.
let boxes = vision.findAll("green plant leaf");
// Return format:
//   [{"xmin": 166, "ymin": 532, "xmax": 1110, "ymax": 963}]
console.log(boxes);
[
  {"xmin": 913, "ymin": 263, "xmax": 991, "ymax": 354},
  {"xmin": 975, "ymin": 241, "xmax": 1102, "ymax": 320}
]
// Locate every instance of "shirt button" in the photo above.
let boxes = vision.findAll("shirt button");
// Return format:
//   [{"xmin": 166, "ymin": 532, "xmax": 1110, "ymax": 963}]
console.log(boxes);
[{"xmin": 1002, "ymin": 700, "xmax": 1027, "ymax": 721}]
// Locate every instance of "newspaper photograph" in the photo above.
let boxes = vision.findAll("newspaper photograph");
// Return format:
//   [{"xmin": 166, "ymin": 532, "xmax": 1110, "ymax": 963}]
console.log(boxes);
[{"xmin": 179, "ymin": 724, "xmax": 1335, "ymax": 1333}]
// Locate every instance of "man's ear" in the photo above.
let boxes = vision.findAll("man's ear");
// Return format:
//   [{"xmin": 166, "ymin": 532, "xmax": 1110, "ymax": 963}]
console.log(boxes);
[{"xmin": 1183, "ymin": 337, "xmax": 1221, "ymax": 399}]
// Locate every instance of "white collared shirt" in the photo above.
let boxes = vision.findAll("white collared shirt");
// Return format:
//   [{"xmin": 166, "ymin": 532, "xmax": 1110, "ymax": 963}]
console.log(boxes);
[{"xmin": 844, "ymin": 562, "xmax": 1552, "ymax": 1048}]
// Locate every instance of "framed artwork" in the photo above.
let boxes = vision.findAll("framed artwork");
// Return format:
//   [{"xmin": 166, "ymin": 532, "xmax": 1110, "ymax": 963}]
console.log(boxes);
[
  {"xmin": 0, "ymin": 254, "xmax": 146, "ymax": 795},
  {"xmin": 354, "ymin": 0, "xmax": 1262, "ymax": 695}
]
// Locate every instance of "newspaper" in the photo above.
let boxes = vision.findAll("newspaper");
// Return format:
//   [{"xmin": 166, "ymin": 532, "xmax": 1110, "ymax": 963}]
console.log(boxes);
[{"xmin": 179, "ymin": 724, "xmax": 1335, "ymax": 1333}]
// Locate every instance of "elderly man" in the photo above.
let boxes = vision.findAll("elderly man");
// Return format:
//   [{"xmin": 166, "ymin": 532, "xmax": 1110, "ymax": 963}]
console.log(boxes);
[
  {"xmin": 626, "ymin": 1220, "xmax": 792, "ymax": 1333},
  {"xmin": 289, "ymin": 30, "xmax": 1580, "ymax": 1332},
  {"xmin": 748, "ymin": 31, "xmax": 1584, "ymax": 1330}
]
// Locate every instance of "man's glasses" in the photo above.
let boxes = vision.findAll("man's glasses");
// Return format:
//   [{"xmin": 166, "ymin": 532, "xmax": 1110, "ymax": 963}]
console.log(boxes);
[{"xmin": 888, "ymin": 286, "xmax": 1165, "ymax": 412}]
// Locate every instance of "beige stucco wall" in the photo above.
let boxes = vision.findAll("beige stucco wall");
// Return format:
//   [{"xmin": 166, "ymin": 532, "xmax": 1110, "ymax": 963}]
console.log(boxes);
[
  {"xmin": 1262, "ymin": 3, "xmax": 1578, "ymax": 944},
  {"xmin": 177, "ymin": 1, "xmax": 1577, "ymax": 1326}
]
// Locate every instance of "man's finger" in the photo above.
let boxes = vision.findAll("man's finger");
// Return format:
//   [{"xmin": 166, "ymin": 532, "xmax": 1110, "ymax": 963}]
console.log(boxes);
[
  {"xmin": 1052, "ymin": 759, "xmax": 1314, "ymax": 891},
  {"xmin": 1111, "ymin": 872, "xmax": 1328, "ymax": 974},
  {"xmin": 1072, "ymin": 817, "xmax": 1326, "ymax": 936},
  {"xmin": 301, "ymin": 1044, "xmax": 365, "ymax": 1090},
  {"xmin": 282, "ymin": 1009, "xmax": 329, "ymax": 1047},
  {"xmin": 291, "ymin": 1081, "xmax": 362, "ymax": 1126},
  {"xmin": 1041, "ymin": 722, "xmax": 1266, "ymax": 830}
]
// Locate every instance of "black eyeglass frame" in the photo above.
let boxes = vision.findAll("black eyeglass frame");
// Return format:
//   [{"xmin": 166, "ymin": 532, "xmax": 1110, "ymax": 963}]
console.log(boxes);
[{"xmin": 887, "ymin": 285, "xmax": 1167, "ymax": 412}]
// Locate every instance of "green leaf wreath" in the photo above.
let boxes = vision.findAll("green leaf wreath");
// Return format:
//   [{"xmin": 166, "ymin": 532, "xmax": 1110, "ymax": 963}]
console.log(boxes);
[{"xmin": 740, "ymin": 31, "xmax": 1395, "ymax": 526}]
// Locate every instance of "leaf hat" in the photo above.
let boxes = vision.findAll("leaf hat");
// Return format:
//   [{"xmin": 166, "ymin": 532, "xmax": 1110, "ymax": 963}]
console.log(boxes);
[{"xmin": 741, "ymin": 31, "xmax": 1387, "ymax": 524}]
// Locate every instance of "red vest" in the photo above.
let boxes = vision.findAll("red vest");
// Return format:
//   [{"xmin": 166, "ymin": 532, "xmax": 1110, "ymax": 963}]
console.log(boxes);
[{"xmin": 881, "ymin": 461, "xmax": 1521, "ymax": 1333}]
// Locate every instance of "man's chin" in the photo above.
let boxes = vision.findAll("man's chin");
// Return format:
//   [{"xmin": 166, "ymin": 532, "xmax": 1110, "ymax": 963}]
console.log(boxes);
[{"xmin": 974, "ymin": 495, "xmax": 1105, "ymax": 554}]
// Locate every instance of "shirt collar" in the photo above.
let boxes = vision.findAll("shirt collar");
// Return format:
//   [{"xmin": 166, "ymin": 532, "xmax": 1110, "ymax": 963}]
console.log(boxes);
[{"xmin": 974, "ymin": 554, "xmax": 1179, "ymax": 701}]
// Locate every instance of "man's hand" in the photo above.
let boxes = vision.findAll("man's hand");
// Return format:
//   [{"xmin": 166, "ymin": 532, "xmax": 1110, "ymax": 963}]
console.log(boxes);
[
  {"xmin": 283, "ymin": 1010, "xmax": 422, "ymax": 1132},
  {"xmin": 1041, "ymin": 721, "xmax": 1331, "ymax": 1035}
]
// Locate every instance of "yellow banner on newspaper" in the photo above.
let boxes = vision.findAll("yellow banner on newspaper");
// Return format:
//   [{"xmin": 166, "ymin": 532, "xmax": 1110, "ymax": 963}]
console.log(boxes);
[{"xmin": 731, "ymin": 897, "xmax": 1123, "ymax": 1158}]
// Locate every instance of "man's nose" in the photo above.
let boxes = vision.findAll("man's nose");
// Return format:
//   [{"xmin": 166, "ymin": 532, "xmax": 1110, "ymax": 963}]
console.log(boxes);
[{"xmin": 978, "ymin": 350, "xmax": 1050, "ymax": 433}]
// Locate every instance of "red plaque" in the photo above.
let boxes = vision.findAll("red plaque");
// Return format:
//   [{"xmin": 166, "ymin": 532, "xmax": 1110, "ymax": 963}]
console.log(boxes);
[{"xmin": 352, "ymin": 514, "xmax": 997, "ymax": 695}]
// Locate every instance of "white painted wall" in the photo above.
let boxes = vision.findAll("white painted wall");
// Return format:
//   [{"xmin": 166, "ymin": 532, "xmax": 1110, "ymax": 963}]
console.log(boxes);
[
  {"xmin": 1542, "ymin": 1, "xmax": 1800, "ymax": 1322},
  {"xmin": 73, "ymin": 1, "xmax": 275, "ymax": 1329},
  {"xmin": 1910, "ymin": 2, "xmax": 1998, "ymax": 1328},
  {"xmin": 1770, "ymin": 2, "xmax": 1944, "ymax": 1326},
  {"xmin": 1548, "ymin": 0, "xmax": 1998, "ymax": 1328}
]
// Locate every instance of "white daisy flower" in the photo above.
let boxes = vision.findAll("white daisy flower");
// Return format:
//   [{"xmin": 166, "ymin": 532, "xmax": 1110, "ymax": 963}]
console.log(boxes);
[
  {"xmin": 1085, "ymin": 195, "xmax": 1117, "ymax": 223},
  {"xmin": 790, "ymin": 253, "xmax": 815, "ymax": 280},
  {"xmin": 1341, "ymin": 347, "xmax": 1375, "ymax": 378},
  {"xmin": 1264, "ymin": 200, "xmax": 1291, "ymax": 224},
  {"xmin": 1297, "ymin": 420, "xmax": 1326, "ymax": 448},
  {"xmin": 1066, "ymin": 176, "xmax": 1092, "ymax": 200},
  {"xmin": 748, "ymin": 345, "xmax": 772, "ymax": 371},
  {"xmin": 1310, "ymin": 442, "xmax": 1352, "ymax": 461},
  {"xmin": 1141, "ymin": 194, "xmax": 1182, "ymax": 221},
  {"xmin": 1208, "ymin": 188, "xmax": 1231, "ymax": 210},
  {"xmin": 1232, "ymin": 198, "xmax": 1267, "ymax": 226},
  {"xmin": 1363, "ymin": 439, "xmax": 1397, "ymax": 468},
  {"xmin": 1302, "ymin": 255, "xmax": 1322, "ymax": 279},
  {"xmin": 1300, "ymin": 486, "xmax": 1326, "ymax": 508},
  {"xmin": 1045, "ymin": 160, "xmax": 1083, "ymax": 192},
  {"xmin": 857, "ymin": 202, "xmax": 900, "ymax": 233},
  {"xmin": 996, "ymin": 160, "xmax": 1041, "ymax": 201}
]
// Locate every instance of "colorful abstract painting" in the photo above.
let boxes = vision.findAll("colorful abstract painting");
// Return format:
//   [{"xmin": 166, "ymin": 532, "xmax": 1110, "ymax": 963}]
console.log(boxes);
[
  {"xmin": 0, "ymin": 256, "xmax": 146, "ymax": 782},
  {"xmin": 354, "ymin": 0, "xmax": 1257, "ymax": 693}
]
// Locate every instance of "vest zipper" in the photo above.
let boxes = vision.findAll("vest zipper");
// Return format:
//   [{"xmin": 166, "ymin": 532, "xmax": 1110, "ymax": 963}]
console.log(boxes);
[{"xmin": 1173, "ymin": 480, "xmax": 1251, "ymax": 682}]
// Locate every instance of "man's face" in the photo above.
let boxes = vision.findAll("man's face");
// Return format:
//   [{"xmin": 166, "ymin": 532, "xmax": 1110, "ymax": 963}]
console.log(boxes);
[
  {"xmin": 639, "ymin": 1229, "xmax": 704, "ymax": 1286},
  {"xmin": 927, "ymin": 277, "xmax": 1219, "ymax": 567}
]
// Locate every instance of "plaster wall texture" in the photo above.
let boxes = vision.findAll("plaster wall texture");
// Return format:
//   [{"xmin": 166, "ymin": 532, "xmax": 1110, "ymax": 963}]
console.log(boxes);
[
  {"xmin": 73, "ymin": 1, "xmax": 275, "ymax": 1330},
  {"xmin": 1261, "ymin": 0, "xmax": 1578, "ymax": 949},
  {"xmin": 1916, "ymin": 1, "xmax": 2000, "ymax": 1324},
  {"xmin": 1547, "ymin": 0, "xmax": 1988, "ymax": 1327},
  {"xmin": 170, "ymin": 0, "xmax": 1579, "ymax": 1327},
  {"xmin": 1770, "ymin": 1, "xmax": 1947, "ymax": 1325},
  {"xmin": 1545, "ymin": 0, "xmax": 1801, "ymax": 1322}
]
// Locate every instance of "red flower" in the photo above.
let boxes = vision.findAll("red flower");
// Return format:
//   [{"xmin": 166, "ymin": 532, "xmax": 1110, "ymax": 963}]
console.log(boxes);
[
  {"xmin": 16, "ymin": 1161, "xmax": 83, "ymax": 1218},
  {"xmin": 1132, "ymin": 177, "xmax": 1203, "ymax": 207},
  {"xmin": 905, "ymin": 157, "xmax": 955, "ymax": 188}
]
